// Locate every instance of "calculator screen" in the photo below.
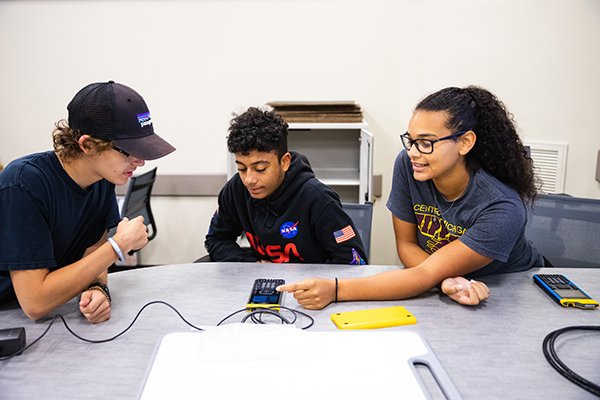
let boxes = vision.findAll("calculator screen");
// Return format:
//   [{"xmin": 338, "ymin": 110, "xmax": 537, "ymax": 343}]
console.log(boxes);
[
  {"xmin": 554, "ymin": 289, "xmax": 589, "ymax": 299},
  {"xmin": 250, "ymin": 293, "xmax": 281, "ymax": 304}
]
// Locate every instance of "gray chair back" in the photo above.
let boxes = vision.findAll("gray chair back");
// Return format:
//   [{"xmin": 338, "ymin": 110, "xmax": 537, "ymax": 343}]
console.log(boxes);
[
  {"xmin": 341, "ymin": 202, "xmax": 373, "ymax": 260},
  {"xmin": 525, "ymin": 194, "xmax": 600, "ymax": 267}
]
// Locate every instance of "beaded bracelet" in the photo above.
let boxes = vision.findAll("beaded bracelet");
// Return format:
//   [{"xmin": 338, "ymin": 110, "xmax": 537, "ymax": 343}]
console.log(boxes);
[{"xmin": 84, "ymin": 281, "xmax": 112, "ymax": 304}]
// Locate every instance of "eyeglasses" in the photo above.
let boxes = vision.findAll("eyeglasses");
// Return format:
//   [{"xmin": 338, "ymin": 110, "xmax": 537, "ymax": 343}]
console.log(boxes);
[
  {"xmin": 400, "ymin": 131, "xmax": 467, "ymax": 154},
  {"xmin": 112, "ymin": 145, "xmax": 137, "ymax": 162}
]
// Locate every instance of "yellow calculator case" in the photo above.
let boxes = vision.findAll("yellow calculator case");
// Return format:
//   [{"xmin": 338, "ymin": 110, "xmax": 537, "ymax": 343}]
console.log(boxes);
[
  {"xmin": 330, "ymin": 306, "xmax": 417, "ymax": 330},
  {"xmin": 559, "ymin": 298, "xmax": 599, "ymax": 309}
]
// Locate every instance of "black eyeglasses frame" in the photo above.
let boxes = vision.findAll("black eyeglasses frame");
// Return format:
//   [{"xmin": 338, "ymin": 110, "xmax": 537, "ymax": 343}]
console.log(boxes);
[
  {"xmin": 112, "ymin": 145, "xmax": 131, "ymax": 158},
  {"xmin": 400, "ymin": 130, "xmax": 468, "ymax": 154}
]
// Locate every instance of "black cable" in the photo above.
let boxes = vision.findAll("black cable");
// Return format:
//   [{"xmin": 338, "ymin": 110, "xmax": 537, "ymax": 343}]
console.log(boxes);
[
  {"xmin": 0, "ymin": 314, "xmax": 60, "ymax": 361},
  {"xmin": 242, "ymin": 309, "xmax": 292, "ymax": 324},
  {"xmin": 217, "ymin": 305, "xmax": 314, "ymax": 330},
  {"xmin": 215, "ymin": 309, "xmax": 248, "ymax": 326},
  {"xmin": 542, "ymin": 325, "xmax": 600, "ymax": 397},
  {"xmin": 250, "ymin": 308, "xmax": 298, "ymax": 325},
  {"xmin": 0, "ymin": 300, "xmax": 203, "ymax": 361},
  {"xmin": 1, "ymin": 301, "xmax": 314, "ymax": 361},
  {"xmin": 280, "ymin": 306, "xmax": 314, "ymax": 329},
  {"xmin": 61, "ymin": 300, "xmax": 204, "ymax": 344}
]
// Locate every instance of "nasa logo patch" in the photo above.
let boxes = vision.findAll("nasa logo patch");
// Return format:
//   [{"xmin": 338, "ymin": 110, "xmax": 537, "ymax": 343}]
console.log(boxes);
[{"xmin": 280, "ymin": 221, "xmax": 299, "ymax": 239}]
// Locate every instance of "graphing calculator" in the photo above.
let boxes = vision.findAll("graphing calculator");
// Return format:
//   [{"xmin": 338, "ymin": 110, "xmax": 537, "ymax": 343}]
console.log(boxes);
[
  {"xmin": 246, "ymin": 278, "xmax": 285, "ymax": 311},
  {"xmin": 533, "ymin": 274, "xmax": 599, "ymax": 310}
]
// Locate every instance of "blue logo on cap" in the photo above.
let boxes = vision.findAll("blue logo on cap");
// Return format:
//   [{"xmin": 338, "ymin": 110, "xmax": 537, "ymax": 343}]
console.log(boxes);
[
  {"xmin": 280, "ymin": 221, "xmax": 299, "ymax": 239},
  {"xmin": 137, "ymin": 112, "xmax": 152, "ymax": 127}
]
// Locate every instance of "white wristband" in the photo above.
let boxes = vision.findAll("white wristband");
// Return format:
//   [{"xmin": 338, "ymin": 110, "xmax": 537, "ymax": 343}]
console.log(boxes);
[{"xmin": 107, "ymin": 237, "xmax": 125, "ymax": 262}]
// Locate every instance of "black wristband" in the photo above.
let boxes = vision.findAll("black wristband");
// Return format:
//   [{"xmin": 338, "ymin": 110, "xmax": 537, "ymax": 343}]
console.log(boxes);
[{"xmin": 334, "ymin": 277, "xmax": 338, "ymax": 303}]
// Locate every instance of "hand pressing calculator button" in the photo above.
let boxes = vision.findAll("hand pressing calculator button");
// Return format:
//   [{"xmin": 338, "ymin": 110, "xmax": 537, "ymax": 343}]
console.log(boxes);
[{"xmin": 247, "ymin": 278, "xmax": 286, "ymax": 311}]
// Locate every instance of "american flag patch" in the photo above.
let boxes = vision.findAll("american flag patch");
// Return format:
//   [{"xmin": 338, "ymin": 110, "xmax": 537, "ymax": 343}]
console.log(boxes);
[{"xmin": 333, "ymin": 225, "xmax": 356, "ymax": 244}]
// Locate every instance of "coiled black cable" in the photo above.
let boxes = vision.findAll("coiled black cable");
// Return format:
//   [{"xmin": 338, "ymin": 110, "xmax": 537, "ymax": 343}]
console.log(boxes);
[
  {"xmin": 216, "ymin": 305, "xmax": 314, "ymax": 329},
  {"xmin": 542, "ymin": 325, "xmax": 600, "ymax": 397}
]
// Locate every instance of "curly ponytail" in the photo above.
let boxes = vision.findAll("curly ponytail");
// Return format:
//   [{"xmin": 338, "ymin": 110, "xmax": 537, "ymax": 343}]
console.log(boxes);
[{"xmin": 416, "ymin": 86, "xmax": 539, "ymax": 202}]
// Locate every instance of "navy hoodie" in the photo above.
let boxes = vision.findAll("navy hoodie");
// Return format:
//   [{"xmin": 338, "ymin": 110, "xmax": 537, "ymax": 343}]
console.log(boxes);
[{"xmin": 205, "ymin": 151, "xmax": 367, "ymax": 264}]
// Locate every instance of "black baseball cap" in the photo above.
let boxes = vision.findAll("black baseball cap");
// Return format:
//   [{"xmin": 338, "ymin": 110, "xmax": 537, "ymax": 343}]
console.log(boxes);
[{"xmin": 67, "ymin": 81, "xmax": 175, "ymax": 160}]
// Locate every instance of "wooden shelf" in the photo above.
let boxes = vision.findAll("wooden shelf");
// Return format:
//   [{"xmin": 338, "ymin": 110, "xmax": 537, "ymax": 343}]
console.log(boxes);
[
  {"xmin": 288, "ymin": 122, "xmax": 368, "ymax": 130},
  {"xmin": 313, "ymin": 168, "xmax": 360, "ymax": 186}
]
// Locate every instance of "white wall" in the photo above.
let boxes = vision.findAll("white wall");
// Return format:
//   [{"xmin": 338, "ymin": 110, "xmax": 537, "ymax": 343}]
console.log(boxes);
[{"xmin": 1, "ymin": 0, "xmax": 599, "ymax": 265}]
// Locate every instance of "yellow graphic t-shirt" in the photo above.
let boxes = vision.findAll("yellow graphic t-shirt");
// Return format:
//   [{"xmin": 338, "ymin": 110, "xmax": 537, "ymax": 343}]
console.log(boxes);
[{"xmin": 414, "ymin": 203, "xmax": 467, "ymax": 254}]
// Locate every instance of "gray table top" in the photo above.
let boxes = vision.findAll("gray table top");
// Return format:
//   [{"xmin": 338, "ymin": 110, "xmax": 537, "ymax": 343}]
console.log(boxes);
[{"xmin": 1, "ymin": 263, "xmax": 599, "ymax": 400}]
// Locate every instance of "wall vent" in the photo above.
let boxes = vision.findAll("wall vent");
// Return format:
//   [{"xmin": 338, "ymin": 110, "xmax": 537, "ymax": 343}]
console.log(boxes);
[{"xmin": 524, "ymin": 141, "xmax": 568, "ymax": 194}]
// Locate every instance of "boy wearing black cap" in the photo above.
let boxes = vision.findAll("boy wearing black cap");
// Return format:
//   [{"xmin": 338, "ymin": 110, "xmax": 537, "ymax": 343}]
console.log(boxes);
[
  {"xmin": 205, "ymin": 107, "xmax": 367, "ymax": 265},
  {"xmin": 0, "ymin": 81, "xmax": 175, "ymax": 323}
]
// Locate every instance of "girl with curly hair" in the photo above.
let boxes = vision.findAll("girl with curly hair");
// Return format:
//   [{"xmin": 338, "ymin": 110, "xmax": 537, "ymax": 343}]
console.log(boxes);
[{"xmin": 279, "ymin": 86, "xmax": 545, "ymax": 309}]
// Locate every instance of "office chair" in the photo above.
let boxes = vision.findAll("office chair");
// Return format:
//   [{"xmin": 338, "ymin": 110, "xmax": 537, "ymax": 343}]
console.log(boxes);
[
  {"xmin": 341, "ymin": 202, "xmax": 374, "ymax": 260},
  {"xmin": 194, "ymin": 254, "xmax": 213, "ymax": 263},
  {"xmin": 120, "ymin": 167, "xmax": 158, "ymax": 241},
  {"xmin": 525, "ymin": 194, "xmax": 600, "ymax": 267}
]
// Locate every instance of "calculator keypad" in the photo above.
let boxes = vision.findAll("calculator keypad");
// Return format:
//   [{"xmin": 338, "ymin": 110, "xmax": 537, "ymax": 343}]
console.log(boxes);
[
  {"xmin": 256, "ymin": 279, "xmax": 283, "ymax": 295},
  {"xmin": 538, "ymin": 274, "xmax": 578, "ymax": 290}
]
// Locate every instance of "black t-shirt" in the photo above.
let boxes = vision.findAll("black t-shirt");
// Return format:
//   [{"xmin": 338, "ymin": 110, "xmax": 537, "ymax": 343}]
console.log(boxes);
[{"xmin": 0, "ymin": 151, "xmax": 120, "ymax": 303}]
